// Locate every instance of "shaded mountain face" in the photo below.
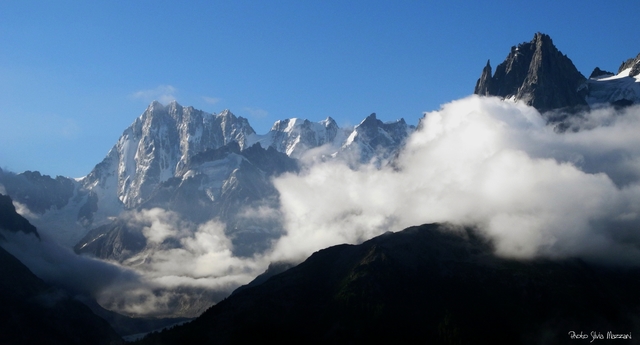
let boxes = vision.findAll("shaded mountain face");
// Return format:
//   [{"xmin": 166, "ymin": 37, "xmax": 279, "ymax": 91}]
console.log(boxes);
[
  {"xmin": 75, "ymin": 141, "xmax": 299, "ymax": 260},
  {"xmin": 136, "ymin": 223, "xmax": 640, "ymax": 345},
  {"xmin": 0, "ymin": 168, "xmax": 77, "ymax": 215},
  {"xmin": 74, "ymin": 219, "xmax": 147, "ymax": 261},
  {"xmin": 474, "ymin": 33, "xmax": 587, "ymax": 112}
]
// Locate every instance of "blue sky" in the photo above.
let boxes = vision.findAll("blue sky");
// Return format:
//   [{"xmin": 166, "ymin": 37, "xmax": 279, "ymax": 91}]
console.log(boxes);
[{"xmin": 2, "ymin": 0, "xmax": 640, "ymax": 178}]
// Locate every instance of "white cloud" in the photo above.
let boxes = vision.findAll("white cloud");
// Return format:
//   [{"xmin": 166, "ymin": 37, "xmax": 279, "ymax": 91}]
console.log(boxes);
[
  {"xmin": 12, "ymin": 200, "xmax": 38, "ymax": 220},
  {"xmin": 131, "ymin": 85, "xmax": 177, "ymax": 104},
  {"xmin": 59, "ymin": 118, "xmax": 80, "ymax": 138},
  {"xmin": 94, "ymin": 208, "xmax": 267, "ymax": 317},
  {"xmin": 268, "ymin": 96, "xmax": 640, "ymax": 264},
  {"xmin": 202, "ymin": 96, "xmax": 221, "ymax": 105}
]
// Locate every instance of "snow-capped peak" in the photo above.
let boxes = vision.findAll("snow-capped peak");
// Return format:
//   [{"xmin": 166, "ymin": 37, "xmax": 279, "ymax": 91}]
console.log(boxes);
[{"xmin": 84, "ymin": 102, "xmax": 257, "ymax": 209}]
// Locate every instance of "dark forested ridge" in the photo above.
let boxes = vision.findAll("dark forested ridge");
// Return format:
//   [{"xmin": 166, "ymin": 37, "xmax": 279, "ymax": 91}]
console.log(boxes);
[
  {"xmin": 135, "ymin": 223, "xmax": 640, "ymax": 344},
  {"xmin": 0, "ymin": 247, "xmax": 124, "ymax": 345}
]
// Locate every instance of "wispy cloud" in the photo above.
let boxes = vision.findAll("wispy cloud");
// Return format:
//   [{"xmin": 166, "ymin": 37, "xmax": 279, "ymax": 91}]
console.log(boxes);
[
  {"xmin": 131, "ymin": 85, "xmax": 177, "ymax": 104},
  {"xmin": 96, "ymin": 208, "xmax": 265, "ymax": 317},
  {"xmin": 202, "ymin": 96, "xmax": 221, "ymax": 105},
  {"xmin": 59, "ymin": 118, "xmax": 80, "ymax": 139},
  {"xmin": 243, "ymin": 107, "xmax": 269, "ymax": 119}
]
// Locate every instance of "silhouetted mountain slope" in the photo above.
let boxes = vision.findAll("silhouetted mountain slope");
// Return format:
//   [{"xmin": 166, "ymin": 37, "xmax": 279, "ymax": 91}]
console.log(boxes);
[
  {"xmin": 0, "ymin": 194, "xmax": 39, "ymax": 239},
  {"xmin": 0, "ymin": 194, "xmax": 122, "ymax": 344},
  {"xmin": 75, "ymin": 295, "xmax": 191, "ymax": 338},
  {"xmin": 0, "ymin": 244, "xmax": 122, "ymax": 344},
  {"xmin": 136, "ymin": 223, "xmax": 640, "ymax": 345}
]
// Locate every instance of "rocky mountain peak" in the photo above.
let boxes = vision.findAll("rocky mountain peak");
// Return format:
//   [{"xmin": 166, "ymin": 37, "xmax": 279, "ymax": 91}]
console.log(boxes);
[
  {"xmin": 618, "ymin": 52, "xmax": 640, "ymax": 77},
  {"xmin": 474, "ymin": 32, "xmax": 586, "ymax": 112},
  {"xmin": 589, "ymin": 67, "xmax": 614, "ymax": 79},
  {"xmin": 320, "ymin": 117, "xmax": 338, "ymax": 129},
  {"xmin": 217, "ymin": 109, "xmax": 234, "ymax": 120},
  {"xmin": 148, "ymin": 100, "xmax": 164, "ymax": 109},
  {"xmin": 474, "ymin": 60, "xmax": 493, "ymax": 95},
  {"xmin": 166, "ymin": 100, "xmax": 184, "ymax": 117},
  {"xmin": 83, "ymin": 102, "xmax": 257, "ymax": 209},
  {"xmin": 340, "ymin": 113, "xmax": 413, "ymax": 165}
]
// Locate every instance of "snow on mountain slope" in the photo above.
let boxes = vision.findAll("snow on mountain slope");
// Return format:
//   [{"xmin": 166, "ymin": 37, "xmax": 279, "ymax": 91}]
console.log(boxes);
[
  {"xmin": 82, "ymin": 100, "xmax": 412, "ymax": 213},
  {"xmin": 248, "ymin": 114, "xmax": 413, "ymax": 165},
  {"xmin": 339, "ymin": 113, "xmax": 414, "ymax": 165},
  {"xmin": 581, "ymin": 67, "xmax": 640, "ymax": 107},
  {"xmin": 248, "ymin": 117, "xmax": 344, "ymax": 158}
]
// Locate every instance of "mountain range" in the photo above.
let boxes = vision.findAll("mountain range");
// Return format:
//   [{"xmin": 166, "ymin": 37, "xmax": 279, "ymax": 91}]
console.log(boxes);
[
  {"xmin": 0, "ymin": 98, "xmax": 415, "ymax": 318},
  {"xmin": 2, "ymin": 32, "xmax": 640, "ymax": 342}
]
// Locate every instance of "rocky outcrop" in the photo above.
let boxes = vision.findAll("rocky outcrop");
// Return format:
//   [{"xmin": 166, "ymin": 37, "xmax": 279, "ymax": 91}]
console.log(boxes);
[
  {"xmin": 618, "ymin": 52, "xmax": 640, "ymax": 77},
  {"xmin": 474, "ymin": 33, "xmax": 587, "ymax": 112}
]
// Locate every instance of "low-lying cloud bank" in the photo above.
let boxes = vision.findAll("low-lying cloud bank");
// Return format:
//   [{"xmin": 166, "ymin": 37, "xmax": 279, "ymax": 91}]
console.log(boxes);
[
  {"xmin": 8, "ymin": 95, "xmax": 640, "ymax": 318},
  {"xmin": 103, "ymin": 209, "xmax": 265, "ymax": 316},
  {"xmin": 271, "ymin": 96, "xmax": 640, "ymax": 264}
]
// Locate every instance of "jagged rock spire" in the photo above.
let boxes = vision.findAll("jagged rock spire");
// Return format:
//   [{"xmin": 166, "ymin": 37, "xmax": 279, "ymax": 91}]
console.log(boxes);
[
  {"xmin": 474, "ymin": 33, "xmax": 587, "ymax": 112},
  {"xmin": 474, "ymin": 60, "xmax": 493, "ymax": 96}
]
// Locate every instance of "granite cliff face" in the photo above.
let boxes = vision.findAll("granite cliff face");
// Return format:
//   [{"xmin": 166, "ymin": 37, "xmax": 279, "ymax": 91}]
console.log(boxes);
[{"xmin": 474, "ymin": 33, "xmax": 587, "ymax": 112}]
